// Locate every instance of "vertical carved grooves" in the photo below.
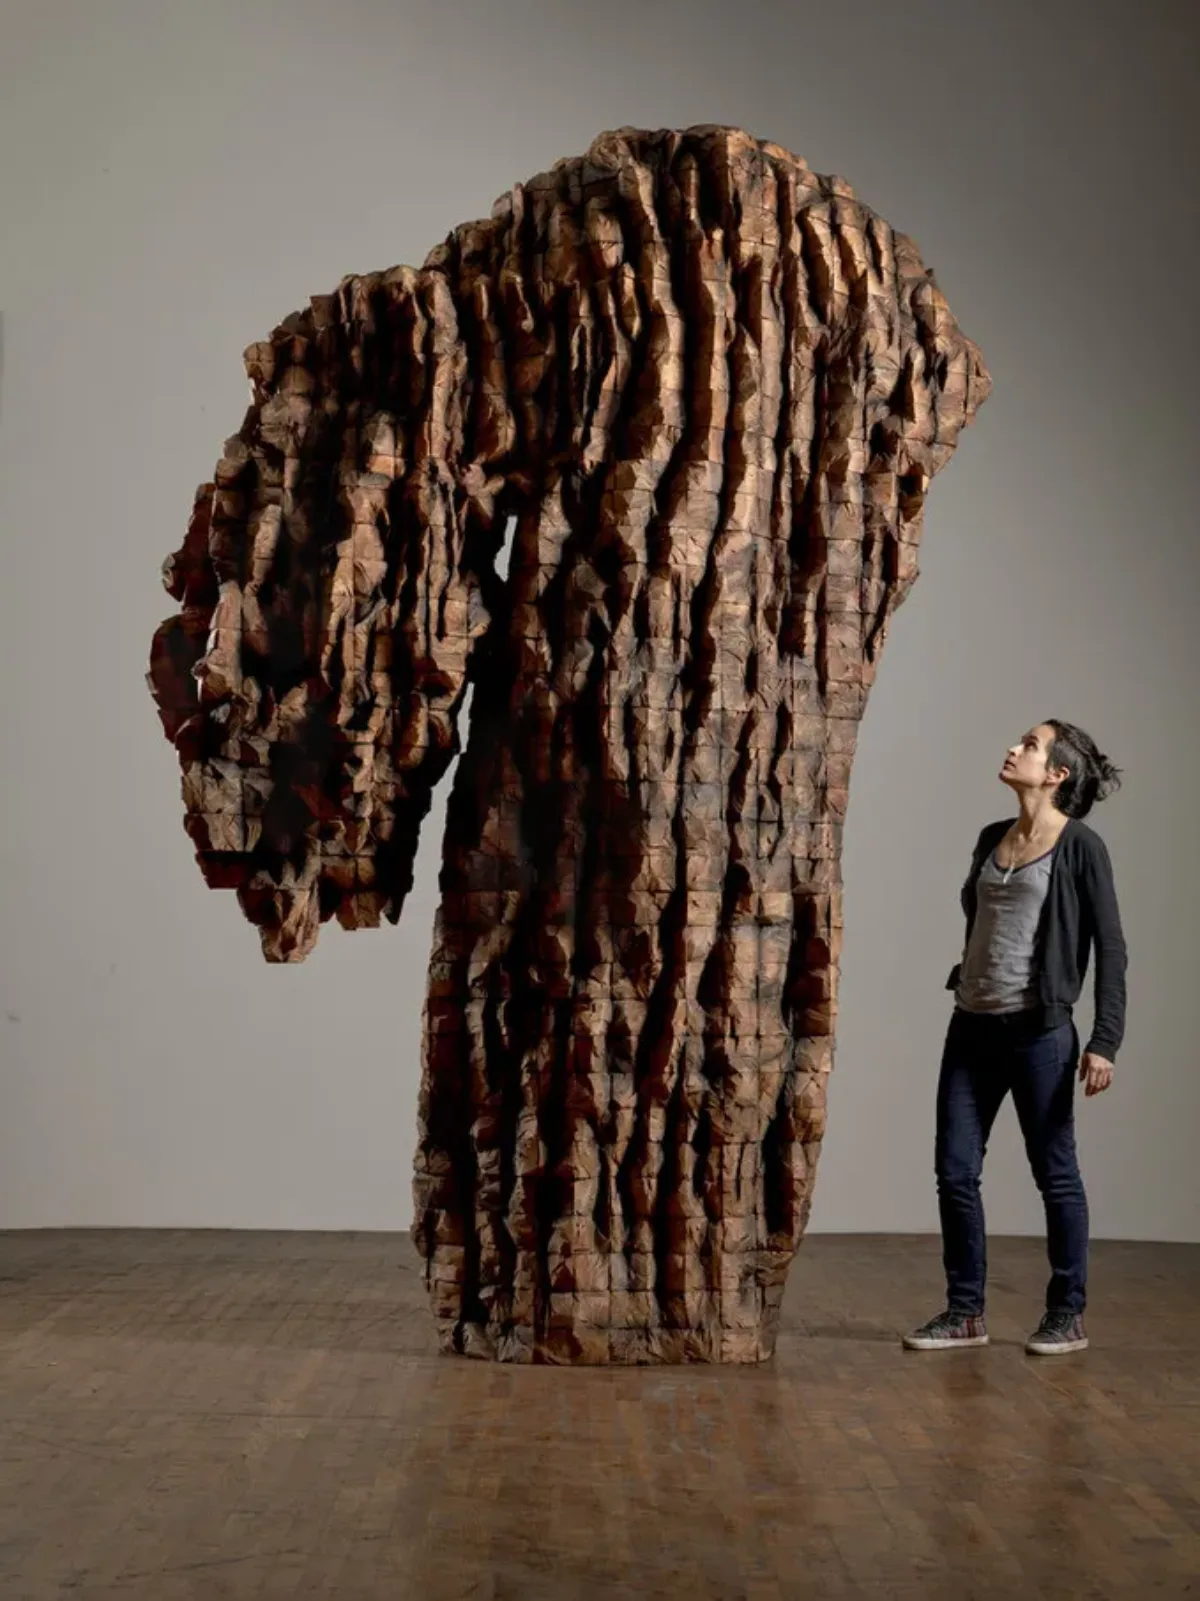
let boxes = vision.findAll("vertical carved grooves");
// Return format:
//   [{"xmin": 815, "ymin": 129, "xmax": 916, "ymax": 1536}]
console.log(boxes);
[{"xmin": 148, "ymin": 125, "xmax": 990, "ymax": 1362}]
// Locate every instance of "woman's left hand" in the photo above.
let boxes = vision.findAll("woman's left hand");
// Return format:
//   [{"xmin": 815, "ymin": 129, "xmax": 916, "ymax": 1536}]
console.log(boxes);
[{"xmin": 1079, "ymin": 1051, "xmax": 1114, "ymax": 1096}]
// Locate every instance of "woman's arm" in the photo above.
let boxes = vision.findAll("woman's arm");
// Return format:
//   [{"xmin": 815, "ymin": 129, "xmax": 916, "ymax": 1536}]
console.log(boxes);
[
  {"xmin": 945, "ymin": 823, "xmax": 998, "ymax": 988},
  {"xmin": 1081, "ymin": 834, "xmax": 1128, "ymax": 1062}
]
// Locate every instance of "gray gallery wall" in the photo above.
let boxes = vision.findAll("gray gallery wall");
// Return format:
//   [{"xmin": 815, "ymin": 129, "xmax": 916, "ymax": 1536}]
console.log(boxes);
[{"xmin": 1, "ymin": 0, "xmax": 1197, "ymax": 1242}]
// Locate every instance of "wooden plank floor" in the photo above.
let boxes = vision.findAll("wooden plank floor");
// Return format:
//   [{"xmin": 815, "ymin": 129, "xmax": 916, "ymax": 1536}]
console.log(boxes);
[{"xmin": 0, "ymin": 1231, "xmax": 1196, "ymax": 1599}]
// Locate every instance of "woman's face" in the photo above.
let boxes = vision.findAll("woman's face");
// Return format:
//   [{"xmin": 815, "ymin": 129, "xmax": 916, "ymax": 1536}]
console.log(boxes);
[{"xmin": 1000, "ymin": 723, "xmax": 1067, "ymax": 793}]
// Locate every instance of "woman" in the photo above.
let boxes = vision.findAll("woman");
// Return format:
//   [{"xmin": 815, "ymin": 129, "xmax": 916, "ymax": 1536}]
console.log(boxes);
[{"xmin": 902, "ymin": 720, "xmax": 1126, "ymax": 1356}]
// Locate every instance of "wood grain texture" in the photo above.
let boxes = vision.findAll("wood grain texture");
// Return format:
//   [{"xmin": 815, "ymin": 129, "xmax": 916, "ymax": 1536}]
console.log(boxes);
[
  {"xmin": 147, "ymin": 126, "xmax": 990, "ymax": 1361},
  {"xmin": 2, "ymin": 1231, "xmax": 1197, "ymax": 1600}
]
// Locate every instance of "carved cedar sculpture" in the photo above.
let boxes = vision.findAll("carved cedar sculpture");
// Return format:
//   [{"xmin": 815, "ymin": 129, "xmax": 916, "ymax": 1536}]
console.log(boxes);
[{"xmin": 148, "ymin": 126, "xmax": 990, "ymax": 1362}]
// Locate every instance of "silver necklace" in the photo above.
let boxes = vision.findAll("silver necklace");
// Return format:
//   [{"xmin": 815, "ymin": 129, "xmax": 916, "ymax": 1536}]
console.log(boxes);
[{"xmin": 1001, "ymin": 827, "xmax": 1049, "ymax": 884}]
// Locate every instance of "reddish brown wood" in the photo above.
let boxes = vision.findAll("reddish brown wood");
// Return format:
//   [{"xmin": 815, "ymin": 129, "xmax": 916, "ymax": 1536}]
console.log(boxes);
[{"xmin": 148, "ymin": 125, "xmax": 990, "ymax": 1362}]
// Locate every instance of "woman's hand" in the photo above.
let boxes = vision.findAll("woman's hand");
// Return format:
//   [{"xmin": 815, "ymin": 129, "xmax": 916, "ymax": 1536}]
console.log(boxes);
[{"xmin": 1079, "ymin": 1051, "xmax": 1114, "ymax": 1096}]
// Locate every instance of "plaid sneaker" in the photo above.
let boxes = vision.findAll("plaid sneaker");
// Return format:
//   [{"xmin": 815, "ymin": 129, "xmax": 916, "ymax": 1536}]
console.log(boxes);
[
  {"xmin": 1025, "ymin": 1308, "xmax": 1088, "ymax": 1355},
  {"xmin": 901, "ymin": 1309, "xmax": 988, "ymax": 1350}
]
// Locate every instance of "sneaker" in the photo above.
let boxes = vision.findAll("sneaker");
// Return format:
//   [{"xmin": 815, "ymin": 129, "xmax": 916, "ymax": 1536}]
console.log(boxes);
[
  {"xmin": 901, "ymin": 1309, "xmax": 989, "ymax": 1350},
  {"xmin": 1025, "ymin": 1309, "xmax": 1088, "ymax": 1355}
]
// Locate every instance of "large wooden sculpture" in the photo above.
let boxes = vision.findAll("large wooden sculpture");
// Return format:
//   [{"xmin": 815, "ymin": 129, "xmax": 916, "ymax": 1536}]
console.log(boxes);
[{"xmin": 149, "ymin": 126, "xmax": 989, "ymax": 1362}]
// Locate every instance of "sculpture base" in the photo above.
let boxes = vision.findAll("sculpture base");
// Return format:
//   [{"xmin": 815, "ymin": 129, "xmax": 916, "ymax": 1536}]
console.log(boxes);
[{"xmin": 440, "ymin": 1318, "xmax": 781, "ymax": 1365}]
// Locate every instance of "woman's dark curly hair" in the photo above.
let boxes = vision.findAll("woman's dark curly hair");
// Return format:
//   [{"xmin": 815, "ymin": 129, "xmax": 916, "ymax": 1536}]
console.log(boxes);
[{"xmin": 1045, "ymin": 720, "xmax": 1122, "ymax": 820}]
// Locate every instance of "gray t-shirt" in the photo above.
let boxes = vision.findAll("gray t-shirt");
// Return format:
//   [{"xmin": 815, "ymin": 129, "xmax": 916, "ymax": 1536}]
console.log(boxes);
[{"xmin": 955, "ymin": 845, "xmax": 1055, "ymax": 1014}]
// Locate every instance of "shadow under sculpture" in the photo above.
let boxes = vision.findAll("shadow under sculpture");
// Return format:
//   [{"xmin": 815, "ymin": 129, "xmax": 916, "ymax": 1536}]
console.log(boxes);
[{"xmin": 148, "ymin": 125, "xmax": 990, "ymax": 1363}]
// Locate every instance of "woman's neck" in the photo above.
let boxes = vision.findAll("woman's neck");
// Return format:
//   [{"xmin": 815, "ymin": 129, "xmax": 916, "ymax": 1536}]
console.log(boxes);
[{"xmin": 1014, "ymin": 794, "xmax": 1067, "ymax": 839}]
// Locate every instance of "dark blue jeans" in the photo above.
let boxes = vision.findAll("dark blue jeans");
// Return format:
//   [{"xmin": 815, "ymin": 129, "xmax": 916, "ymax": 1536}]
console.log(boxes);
[{"xmin": 935, "ymin": 1007, "xmax": 1089, "ymax": 1317}]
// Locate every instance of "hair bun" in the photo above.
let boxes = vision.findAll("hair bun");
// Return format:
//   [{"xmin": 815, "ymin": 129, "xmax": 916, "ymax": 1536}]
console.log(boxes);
[{"xmin": 1096, "ymin": 754, "xmax": 1123, "ymax": 802}]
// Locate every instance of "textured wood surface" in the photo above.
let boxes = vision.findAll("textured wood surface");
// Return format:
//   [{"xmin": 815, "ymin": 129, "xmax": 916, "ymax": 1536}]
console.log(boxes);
[
  {"xmin": 148, "ymin": 126, "xmax": 990, "ymax": 1361},
  {"xmin": 2, "ymin": 1230, "xmax": 1198, "ymax": 1600}
]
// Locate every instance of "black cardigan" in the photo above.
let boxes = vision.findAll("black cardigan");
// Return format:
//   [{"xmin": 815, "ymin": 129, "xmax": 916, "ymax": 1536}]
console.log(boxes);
[{"xmin": 945, "ymin": 817, "xmax": 1128, "ymax": 1061}]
